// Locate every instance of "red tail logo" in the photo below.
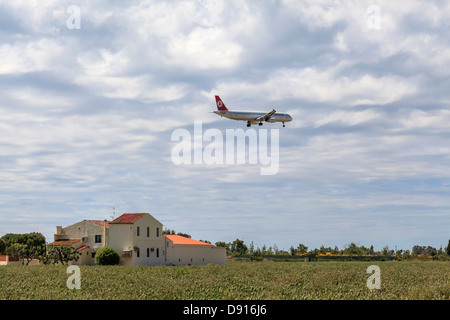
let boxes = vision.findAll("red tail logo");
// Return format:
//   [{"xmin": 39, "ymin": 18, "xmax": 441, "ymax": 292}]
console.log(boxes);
[{"xmin": 215, "ymin": 95, "xmax": 228, "ymax": 111}]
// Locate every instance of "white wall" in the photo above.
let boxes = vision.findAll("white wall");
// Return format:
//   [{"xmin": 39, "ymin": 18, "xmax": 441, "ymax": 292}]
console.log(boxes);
[
  {"xmin": 58, "ymin": 220, "xmax": 107, "ymax": 252},
  {"xmin": 166, "ymin": 243, "xmax": 226, "ymax": 265},
  {"xmin": 108, "ymin": 214, "xmax": 166, "ymax": 265}
]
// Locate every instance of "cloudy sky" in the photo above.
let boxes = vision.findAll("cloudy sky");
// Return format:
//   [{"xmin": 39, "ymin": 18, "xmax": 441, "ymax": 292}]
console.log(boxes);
[{"xmin": 0, "ymin": 0, "xmax": 449, "ymax": 252}]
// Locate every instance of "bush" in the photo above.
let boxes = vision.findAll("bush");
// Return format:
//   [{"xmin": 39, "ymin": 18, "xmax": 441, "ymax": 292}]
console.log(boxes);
[{"xmin": 95, "ymin": 247, "xmax": 120, "ymax": 265}]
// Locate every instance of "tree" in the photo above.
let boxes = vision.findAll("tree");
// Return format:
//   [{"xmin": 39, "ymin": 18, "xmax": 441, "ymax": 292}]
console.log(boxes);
[
  {"xmin": 412, "ymin": 245, "xmax": 437, "ymax": 256},
  {"xmin": 430, "ymin": 247, "xmax": 437, "ymax": 257},
  {"xmin": 42, "ymin": 245, "xmax": 80, "ymax": 265},
  {"xmin": 360, "ymin": 245, "xmax": 369, "ymax": 255},
  {"xmin": 1, "ymin": 232, "xmax": 46, "ymax": 265},
  {"xmin": 215, "ymin": 241, "xmax": 229, "ymax": 249},
  {"xmin": 163, "ymin": 229, "xmax": 175, "ymax": 235},
  {"xmin": 261, "ymin": 245, "xmax": 267, "ymax": 255},
  {"xmin": 446, "ymin": 239, "xmax": 450, "ymax": 256},
  {"xmin": 1, "ymin": 232, "xmax": 45, "ymax": 249},
  {"xmin": 319, "ymin": 245, "xmax": 330, "ymax": 254},
  {"xmin": 1, "ymin": 233, "xmax": 21, "ymax": 248},
  {"xmin": 331, "ymin": 246, "xmax": 340, "ymax": 254},
  {"xmin": 95, "ymin": 247, "xmax": 120, "ymax": 265},
  {"xmin": 176, "ymin": 232, "xmax": 191, "ymax": 238},
  {"xmin": 0, "ymin": 238, "xmax": 6, "ymax": 254},
  {"xmin": 163, "ymin": 229, "xmax": 191, "ymax": 238},
  {"xmin": 273, "ymin": 244, "xmax": 279, "ymax": 255},
  {"xmin": 346, "ymin": 243, "xmax": 359, "ymax": 255},
  {"xmin": 230, "ymin": 239, "xmax": 247, "ymax": 255},
  {"xmin": 289, "ymin": 245, "xmax": 296, "ymax": 256},
  {"xmin": 412, "ymin": 245, "xmax": 422, "ymax": 255},
  {"xmin": 297, "ymin": 244, "xmax": 308, "ymax": 254},
  {"xmin": 7, "ymin": 243, "xmax": 27, "ymax": 261},
  {"xmin": 249, "ymin": 241, "xmax": 255, "ymax": 255}
]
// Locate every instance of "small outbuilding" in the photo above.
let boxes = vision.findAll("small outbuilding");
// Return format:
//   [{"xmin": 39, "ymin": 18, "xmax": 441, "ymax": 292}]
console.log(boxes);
[{"xmin": 165, "ymin": 234, "xmax": 226, "ymax": 265}]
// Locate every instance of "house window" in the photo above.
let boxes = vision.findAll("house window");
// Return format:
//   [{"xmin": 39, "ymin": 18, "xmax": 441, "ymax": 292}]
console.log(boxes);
[
  {"xmin": 137, "ymin": 226, "xmax": 140, "ymax": 237},
  {"xmin": 156, "ymin": 248, "xmax": 159, "ymax": 258},
  {"xmin": 95, "ymin": 235, "xmax": 102, "ymax": 243},
  {"xmin": 147, "ymin": 248, "xmax": 150, "ymax": 257},
  {"xmin": 147, "ymin": 227, "xmax": 149, "ymax": 237},
  {"xmin": 137, "ymin": 250, "xmax": 140, "ymax": 258},
  {"xmin": 156, "ymin": 227, "xmax": 159, "ymax": 237}
]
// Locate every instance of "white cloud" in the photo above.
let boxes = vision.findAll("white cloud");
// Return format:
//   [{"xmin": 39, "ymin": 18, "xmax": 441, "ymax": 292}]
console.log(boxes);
[
  {"xmin": 281, "ymin": 131, "xmax": 450, "ymax": 184},
  {"xmin": 313, "ymin": 109, "xmax": 382, "ymax": 127},
  {"xmin": 6, "ymin": 86, "xmax": 72, "ymax": 110},
  {"xmin": 167, "ymin": 26, "xmax": 243, "ymax": 70},
  {"xmin": 212, "ymin": 66, "xmax": 417, "ymax": 106},
  {"xmin": 73, "ymin": 47, "xmax": 189, "ymax": 102},
  {"xmin": 282, "ymin": 0, "xmax": 349, "ymax": 30},
  {"xmin": 75, "ymin": 73, "xmax": 188, "ymax": 102},
  {"xmin": 0, "ymin": 0, "xmax": 449, "ymax": 250},
  {"xmin": 0, "ymin": 39, "xmax": 63, "ymax": 74},
  {"xmin": 0, "ymin": 0, "xmax": 65, "ymax": 34},
  {"xmin": 0, "ymin": 111, "xmax": 158, "ymax": 158},
  {"xmin": 118, "ymin": 0, "xmax": 261, "ymax": 71},
  {"xmin": 398, "ymin": 109, "xmax": 450, "ymax": 133},
  {"xmin": 76, "ymin": 49, "xmax": 131, "ymax": 77}
]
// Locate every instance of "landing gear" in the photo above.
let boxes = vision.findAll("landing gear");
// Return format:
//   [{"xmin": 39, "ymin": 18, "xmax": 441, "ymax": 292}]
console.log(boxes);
[
  {"xmin": 258, "ymin": 122, "xmax": 263, "ymax": 126},
  {"xmin": 247, "ymin": 121, "xmax": 251, "ymax": 127},
  {"xmin": 282, "ymin": 122, "xmax": 285, "ymax": 127}
]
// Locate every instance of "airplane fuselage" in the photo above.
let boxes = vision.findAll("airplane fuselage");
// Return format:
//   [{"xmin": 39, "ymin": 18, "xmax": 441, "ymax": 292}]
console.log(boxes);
[
  {"xmin": 213, "ymin": 95, "xmax": 293, "ymax": 127},
  {"xmin": 214, "ymin": 110, "xmax": 292, "ymax": 124}
]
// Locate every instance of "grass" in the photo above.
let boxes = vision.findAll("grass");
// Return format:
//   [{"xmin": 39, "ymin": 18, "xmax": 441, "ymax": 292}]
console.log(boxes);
[{"xmin": 0, "ymin": 260, "xmax": 448, "ymax": 300}]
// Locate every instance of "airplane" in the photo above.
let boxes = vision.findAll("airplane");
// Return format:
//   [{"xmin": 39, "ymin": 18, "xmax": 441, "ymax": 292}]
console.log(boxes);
[{"xmin": 213, "ymin": 95, "xmax": 293, "ymax": 127}]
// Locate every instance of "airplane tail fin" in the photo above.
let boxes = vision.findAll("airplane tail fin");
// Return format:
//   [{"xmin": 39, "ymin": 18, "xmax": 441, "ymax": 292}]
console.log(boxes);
[{"xmin": 215, "ymin": 95, "xmax": 228, "ymax": 111}]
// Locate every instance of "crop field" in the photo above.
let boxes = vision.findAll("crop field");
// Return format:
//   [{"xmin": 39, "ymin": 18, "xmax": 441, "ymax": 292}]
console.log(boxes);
[{"xmin": 0, "ymin": 260, "xmax": 448, "ymax": 300}]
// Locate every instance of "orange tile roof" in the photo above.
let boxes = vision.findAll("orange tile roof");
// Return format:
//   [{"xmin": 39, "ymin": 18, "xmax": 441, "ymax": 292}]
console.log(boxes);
[
  {"xmin": 77, "ymin": 246, "xmax": 90, "ymax": 252},
  {"xmin": 165, "ymin": 234, "xmax": 211, "ymax": 246},
  {"xmin": 48, "ymin": 239, "xmax": 81, "ymax": 246},
  {"xmin": 85, "ymin": 220, "xmax": 109, "ymax": 227},
  {"xmin": 109, "ymin": 213, "xmax": 147, "ymax": 224}
]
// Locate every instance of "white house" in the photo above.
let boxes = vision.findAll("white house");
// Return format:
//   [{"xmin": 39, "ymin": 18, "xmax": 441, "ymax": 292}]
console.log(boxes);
[
  {"xmin": 50, "ymin": 213, "xmax": 226, "ymax": 266},
  {"xmin": 51, "ymin": 219, "xmax": 109, "ymax": 265},
  {"xmin": 107, "ymin": 212, "xmax": 165, "ymax": 266}
]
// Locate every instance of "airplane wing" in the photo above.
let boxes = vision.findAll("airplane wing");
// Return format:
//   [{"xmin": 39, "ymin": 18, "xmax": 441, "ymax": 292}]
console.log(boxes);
[{"xmin": 255, "ymin": 109, "xmax": 276, "ymax": 121}]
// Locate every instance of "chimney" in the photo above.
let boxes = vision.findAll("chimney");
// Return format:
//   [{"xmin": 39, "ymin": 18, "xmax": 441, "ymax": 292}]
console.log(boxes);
[{"xmin": 54, "ymin": 226, "xmax": 64, "ymax": 242}]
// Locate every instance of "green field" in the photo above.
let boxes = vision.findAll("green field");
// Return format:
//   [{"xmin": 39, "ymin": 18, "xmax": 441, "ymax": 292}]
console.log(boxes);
[{"xmin": 0, "ymin": 260, "xmax": 448, "ymax": 300}]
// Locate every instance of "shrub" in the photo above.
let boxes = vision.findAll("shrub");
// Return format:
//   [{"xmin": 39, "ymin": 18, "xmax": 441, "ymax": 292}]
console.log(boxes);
[{"xmin": 95, "ymin": 247, "xmax": 120, "ymax": 265}]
